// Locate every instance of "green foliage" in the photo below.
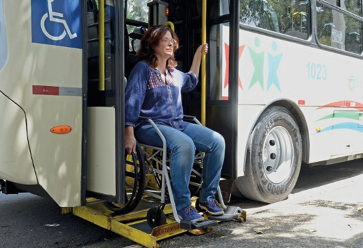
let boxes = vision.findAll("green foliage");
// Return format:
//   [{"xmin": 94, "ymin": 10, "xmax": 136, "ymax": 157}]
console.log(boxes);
[{"xmin": 127, "ymin": 0, "xmax": 149, "ymax": 23}]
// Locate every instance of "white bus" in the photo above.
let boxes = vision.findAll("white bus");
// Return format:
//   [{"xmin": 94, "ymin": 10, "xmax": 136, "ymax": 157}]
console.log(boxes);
[
  {"xmin": 211, "ymin": 0, "xmax": 363, "ymax": 203},
  {"xmin": 1, "ymin": 0, "xmax": 362, "ymax": 212}
]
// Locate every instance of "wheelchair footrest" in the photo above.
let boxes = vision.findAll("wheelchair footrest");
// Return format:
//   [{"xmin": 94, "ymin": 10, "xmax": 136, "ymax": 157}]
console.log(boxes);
[
  {"xmin": 180, "ymin": 219, "xmax": 218, "ymax": 230},
  {"xmin": 208, "ymin": 206, "xmax": 243, "ymax": 221}
]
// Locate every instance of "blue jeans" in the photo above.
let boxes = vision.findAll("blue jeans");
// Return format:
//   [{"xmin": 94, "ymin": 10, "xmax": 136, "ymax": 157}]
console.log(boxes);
[{"xmin": 135, "ymin": 123, "xmax": 225, "ymax": 211}]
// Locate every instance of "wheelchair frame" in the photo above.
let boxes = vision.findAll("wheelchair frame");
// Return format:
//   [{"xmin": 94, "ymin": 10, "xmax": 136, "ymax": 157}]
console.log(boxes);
[{"xmin": 140, "ymin": 116, "xmax": 233, "ymax": 228}]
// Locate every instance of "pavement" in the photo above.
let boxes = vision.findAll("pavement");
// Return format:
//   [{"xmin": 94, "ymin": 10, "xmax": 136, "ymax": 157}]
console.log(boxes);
[{"xmin": 1, "ymin": 159, "xmax": 363, "ymax": 247}]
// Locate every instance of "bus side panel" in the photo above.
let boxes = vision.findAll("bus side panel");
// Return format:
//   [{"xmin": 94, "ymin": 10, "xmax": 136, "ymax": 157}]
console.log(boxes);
[
  {"xmin": 301, "ymin": 106, "xmax": 363, "ymax": 162},
  {"xmin": 0, "ymin": 95, "xmax": 37, "ymax": 185},
  {"xmin": 228, "ymin": 27, "xmax": 363, "ymax": 166},
  {"xmin": 1, "ymin": 0, "xmax": 83, "ymax": 207}
]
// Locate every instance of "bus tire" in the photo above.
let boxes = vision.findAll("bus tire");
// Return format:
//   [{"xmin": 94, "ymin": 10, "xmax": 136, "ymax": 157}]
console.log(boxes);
[{"xmin": 235, "ymin": 106, "xmax": 302, "ymax": 203}]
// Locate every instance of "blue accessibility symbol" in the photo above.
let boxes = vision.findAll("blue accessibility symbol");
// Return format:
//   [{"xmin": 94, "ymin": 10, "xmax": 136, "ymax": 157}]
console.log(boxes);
[
  {"xmin": 31, "ymin": 0, "xmax": 82, "ymax": 49},
  {"xmin": 0, "ymin": 0, "xmax": 8, "ymax": 71}
]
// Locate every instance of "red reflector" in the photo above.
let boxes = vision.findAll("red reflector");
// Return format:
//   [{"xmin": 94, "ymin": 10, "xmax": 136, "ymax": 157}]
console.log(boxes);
[
  {"xmin": 50, "ymin": 125, "xmax": 72, "ymax": 134},
  {"xmin": 298, "ymin": 100, "xmax": 305, "ymax": 105},
  {"xmin": 33, "ymin": 85, "xmax": 59, "ymax": 95}
]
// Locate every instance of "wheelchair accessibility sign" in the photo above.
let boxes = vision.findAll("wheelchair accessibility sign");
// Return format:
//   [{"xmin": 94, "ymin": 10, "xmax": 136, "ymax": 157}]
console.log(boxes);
[
  {"xmin": 0, "ymin": 0, "xmax": 8, "ymax": 71},
  {"xmin": 31, "ymin": 0, "xmax": 82, "ymax": 49}
]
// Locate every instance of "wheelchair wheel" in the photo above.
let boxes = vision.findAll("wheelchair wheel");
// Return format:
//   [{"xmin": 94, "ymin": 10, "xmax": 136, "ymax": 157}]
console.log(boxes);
[
  {"xmin": 103, "ymin": 143, "xmax": 146, "ymax": 215},
  {"xmin": 147, "ymin": 206, "xmax": 166, "ymax": 228}
]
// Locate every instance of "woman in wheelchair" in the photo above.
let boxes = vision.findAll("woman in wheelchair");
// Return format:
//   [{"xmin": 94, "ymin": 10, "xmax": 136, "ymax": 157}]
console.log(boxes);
[{"xmin": 125, "ymin": 25, "xmax": 225, "ymax": 223}]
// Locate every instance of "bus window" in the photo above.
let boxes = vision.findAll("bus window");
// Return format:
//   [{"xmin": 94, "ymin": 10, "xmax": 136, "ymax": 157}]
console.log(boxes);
[
  {"xmin": 126, "ymin": 0, "xmax": 148, "ymax": 23},
  {"xmin": 125, "ymin": 0, "xmax": 148, "ymax": 77},
  {"xmin": 344, "ymin": 0, "xmax": 361, "ymax": 16},
  {"xmin": 317, "ymin": 0, "xmax": 362, "ymax": 54},
  {"xmin": 126, "ymin": 0, "xmax": 148, "ymax": 49},
  {"xmin": 210, "ymin": 0, "xmax": 229, "ymax": 19},
  {"xmin": 209, "ymin": 0, "xmax": 230, "ymax": 101},
  {"xmin": 240, "ymin": 0, "xmax": 310, "ymax": 40}
]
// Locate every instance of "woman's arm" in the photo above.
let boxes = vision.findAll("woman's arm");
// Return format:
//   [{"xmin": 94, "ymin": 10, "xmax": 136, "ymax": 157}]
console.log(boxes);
[
  {"xmin": 124, "ymin": 61, "xmax": 149, "ymax": 154},
  {"xmin": 125, "ymin": 125, "xmax": 137, "ymax": 154},
  {"xmin": 189, "ymin": 43, "xmax": 208, "ymax": 77}
]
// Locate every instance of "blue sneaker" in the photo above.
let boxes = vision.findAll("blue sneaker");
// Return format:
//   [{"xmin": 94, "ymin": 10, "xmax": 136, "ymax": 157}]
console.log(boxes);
[
  {"xmin": 177, "ymin": 205, "xmax": 204, "ymax": 222},
  {"xmin": 199, "ymin": 198, "xmax": 224, "ymax": 215}
]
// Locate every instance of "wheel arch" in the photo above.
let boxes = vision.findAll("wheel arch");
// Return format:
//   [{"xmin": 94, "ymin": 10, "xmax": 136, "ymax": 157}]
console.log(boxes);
[{"xmin": 243, "ymin": 99, "xmax": 310, "ymax": 173}]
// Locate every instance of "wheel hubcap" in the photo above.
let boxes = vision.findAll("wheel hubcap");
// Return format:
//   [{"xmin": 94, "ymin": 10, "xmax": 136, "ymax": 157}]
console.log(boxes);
[{"xmin": 263, "ymin": 126, "xmax": 294, "ymax": 184}]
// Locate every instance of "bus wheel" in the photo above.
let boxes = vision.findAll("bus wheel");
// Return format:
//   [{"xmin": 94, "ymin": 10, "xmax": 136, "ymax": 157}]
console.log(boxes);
[
  {"xmin": 235, "ymin": 106, "xmax": 302, "ymax": 203},
  {"xmin": 103, "ymin": 143, "xmax": 146, "ymax": 214}
]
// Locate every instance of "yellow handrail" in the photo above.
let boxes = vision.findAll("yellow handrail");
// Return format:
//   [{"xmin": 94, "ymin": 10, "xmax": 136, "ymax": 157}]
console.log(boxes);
[
  {"xmin": 164, "ymin": 21, "xmax": 175, "ymax": 32},
  {"xmin": 99, "ymin": 0, "xmax": 105, "ymax": 91},
  {"xmin": 201, "ymin": 0, "xmax": 207, "ymax": 126}
]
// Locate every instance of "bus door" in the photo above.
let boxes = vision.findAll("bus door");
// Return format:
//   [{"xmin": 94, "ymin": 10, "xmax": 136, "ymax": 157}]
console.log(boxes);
[
  {"xmin": 206, "ymin": 0, "xmax": 239, "ymax": 180},
  {"xmin": 85, "ymin": 0, "xmax": 126, "ymax": 204},
  {"xmin": 1, "ymin": 0, "xmax": 85, "ymax": 207}
]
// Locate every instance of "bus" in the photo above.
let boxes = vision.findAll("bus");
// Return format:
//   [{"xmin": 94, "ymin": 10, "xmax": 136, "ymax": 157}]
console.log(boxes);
[{"xmin": 1, "ymin": 0, "xmax": 363, "ymax": 214}]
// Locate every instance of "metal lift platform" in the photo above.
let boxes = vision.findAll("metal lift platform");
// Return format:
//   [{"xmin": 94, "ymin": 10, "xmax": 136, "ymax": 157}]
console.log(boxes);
[{"xmin": 62, "ymin": 197, "xmax": 246, "ymax": 248}]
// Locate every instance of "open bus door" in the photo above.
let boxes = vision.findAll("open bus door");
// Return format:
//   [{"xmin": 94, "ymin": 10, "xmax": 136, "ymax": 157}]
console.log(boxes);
[
  {"xmin": 0, "ymin": 0, "xmax": 88, "ymax": 206},
  {"xmin": 0, "ymin": 0, "xmax": 128, "ymax": 207},
  {"xmin": 84, "ymin": 0, "xmax": 127, "ymax": 205}
]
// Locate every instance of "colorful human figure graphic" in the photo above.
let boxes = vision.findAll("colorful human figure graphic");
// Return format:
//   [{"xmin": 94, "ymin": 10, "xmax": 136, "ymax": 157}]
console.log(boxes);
[
  {"xmin": 0, "ymin": 0, "xmax": 8, "ymax": 71},
  {"xmin": 267, "ymin": 41, "xmax": 282, "ymax": 91},
  {"xmin": 248, "ymin": 37, "xmax": 265, "ymax": 90},
  {"xmin": 224, "ymin": 43, "xmax": 245, "ymax": 89}
]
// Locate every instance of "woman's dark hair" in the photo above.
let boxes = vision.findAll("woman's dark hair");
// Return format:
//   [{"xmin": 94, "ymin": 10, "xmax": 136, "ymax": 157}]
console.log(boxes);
[{"xmin": 136, "ymin": 25, "xmax": 179, "ymax": 70}]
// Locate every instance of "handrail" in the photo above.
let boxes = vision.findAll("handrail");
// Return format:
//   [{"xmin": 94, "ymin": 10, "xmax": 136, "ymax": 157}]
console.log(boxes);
[
  {"xmin": 201, "ymin": 0, "xmax": 207, "ymax": 126},
  {"xmin": 164, "ymin": 21, "xmax": 175, "ymax": 32},
  {"xmin": 99, "ymin": 0, "xmax": 105, "ymax": 91}
]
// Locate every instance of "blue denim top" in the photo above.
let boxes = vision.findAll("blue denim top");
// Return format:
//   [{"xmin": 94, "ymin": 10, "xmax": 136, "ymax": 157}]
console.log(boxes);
[{"xmin": 125, "ymin": 61, "xmax": 198, "ymax": 131}]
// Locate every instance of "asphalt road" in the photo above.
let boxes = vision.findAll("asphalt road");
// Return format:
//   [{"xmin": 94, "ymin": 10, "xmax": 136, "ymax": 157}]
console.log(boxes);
[{"xmin": 1, "ymin": 159, "xmax": 363, "ymax": 248}]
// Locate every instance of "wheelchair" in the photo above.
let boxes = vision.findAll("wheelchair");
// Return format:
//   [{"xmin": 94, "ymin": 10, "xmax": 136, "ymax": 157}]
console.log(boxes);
[{"xmin": 104, "ymin": 116, "xmax": 244, "ymax": 230}]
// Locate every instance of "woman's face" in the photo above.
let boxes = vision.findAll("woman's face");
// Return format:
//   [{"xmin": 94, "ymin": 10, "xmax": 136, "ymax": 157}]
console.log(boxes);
[{"xmin": 154, "ymin": 31, "xmax": 175, "ymax": 60}]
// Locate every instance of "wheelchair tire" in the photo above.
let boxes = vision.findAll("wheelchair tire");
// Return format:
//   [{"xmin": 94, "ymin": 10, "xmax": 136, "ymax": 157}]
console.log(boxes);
[
  {"xmin": 234, "ymin": 106, "xmax": 302, "ymax": 203},
  {"xmin": 147, "ymin": 206, "xmax": 166, "ymax": 228},
  {"xmin": 103, "ymin": 143, "xmax": 146, "ymax": 215}
]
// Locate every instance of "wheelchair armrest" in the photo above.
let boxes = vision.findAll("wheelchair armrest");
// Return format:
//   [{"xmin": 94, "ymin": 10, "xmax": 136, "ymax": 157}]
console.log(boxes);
[
  {"xmin": 137, "ymin": 117, "xmax": 167, "ymax": 149},
  {"xmin": 183, "ymin": 115, "xmax": 202, "ymax": 125}
]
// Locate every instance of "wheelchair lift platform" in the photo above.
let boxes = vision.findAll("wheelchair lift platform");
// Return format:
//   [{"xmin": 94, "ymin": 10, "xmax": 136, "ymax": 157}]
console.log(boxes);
[{"xmin": 63, "ymin": 197, "xmax": 246, "ymax": 248}]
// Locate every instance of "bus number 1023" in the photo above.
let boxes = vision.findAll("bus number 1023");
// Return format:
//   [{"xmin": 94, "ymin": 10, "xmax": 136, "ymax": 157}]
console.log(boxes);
[{"xmin": 306, "ymin": 62, "xmax": 327, "ymax": 80}]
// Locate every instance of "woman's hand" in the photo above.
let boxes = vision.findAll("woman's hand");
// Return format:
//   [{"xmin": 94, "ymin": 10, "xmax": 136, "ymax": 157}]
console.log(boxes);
[
  {"xmin": 189, "ymin": 43, "xmax": 208, "ymax": 77},
  {"xmin": 125, "ymin": 126, "xmax": 137, "ymax": 154},
  {"xmin": 199, "ymin": 43, "xmax": 208, "ymax": 54}
]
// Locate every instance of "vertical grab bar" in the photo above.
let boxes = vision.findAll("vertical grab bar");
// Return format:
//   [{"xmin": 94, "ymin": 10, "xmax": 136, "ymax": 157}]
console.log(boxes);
[
  {"xmin": 201, "ymin": 0, "xmax": 207, "ymax": 126},
  {"xmin": 164, "ymin": 21, "xmax": 175, "ymax": 32},
  {"xmin": 99, "ymin": 0, "xmax": 105, "ymax": 91}
]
